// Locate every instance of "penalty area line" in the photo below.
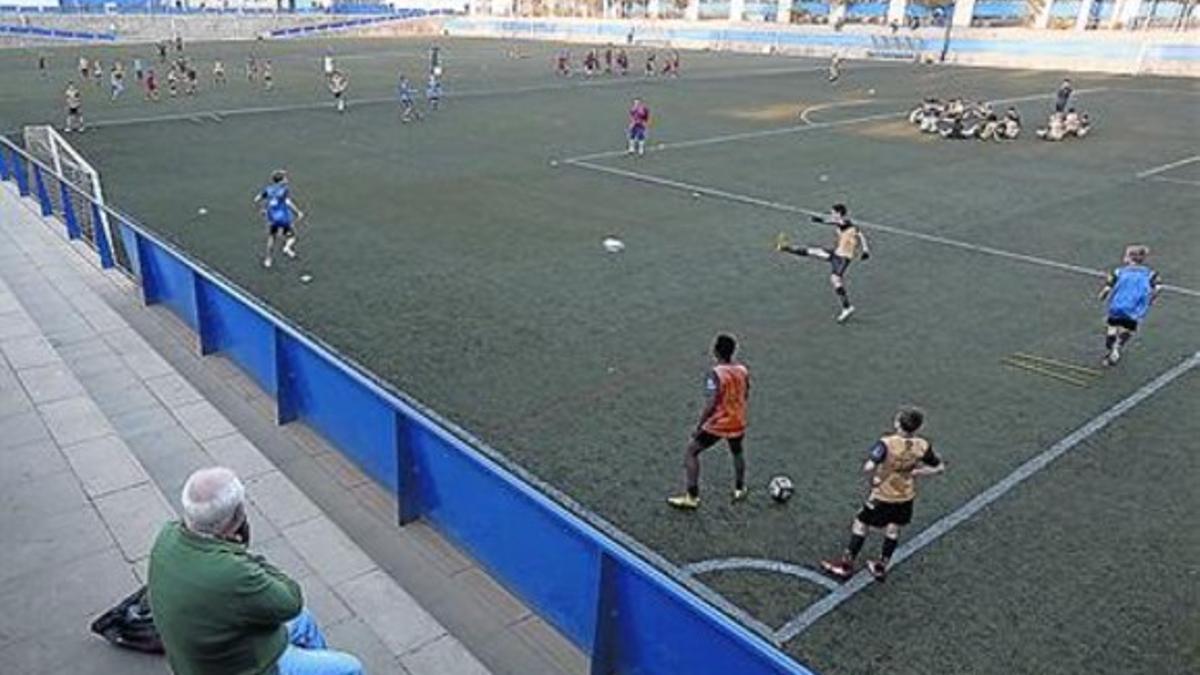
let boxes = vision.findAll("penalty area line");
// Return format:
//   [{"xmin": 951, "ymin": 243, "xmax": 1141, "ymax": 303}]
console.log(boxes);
[
  {"xmin": 562, "ymin": 159, "xmax": 1200, "ymax": 300},
  {"xmin": 775, "ymin": 349, "xmax": 1200, "ymax": 643}
]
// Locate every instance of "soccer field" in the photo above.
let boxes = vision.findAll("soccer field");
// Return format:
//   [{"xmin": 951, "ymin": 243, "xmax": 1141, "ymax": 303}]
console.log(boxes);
[{"xmin": 3, "ymin": 36, "xmax": 1198, "ymax": 673}]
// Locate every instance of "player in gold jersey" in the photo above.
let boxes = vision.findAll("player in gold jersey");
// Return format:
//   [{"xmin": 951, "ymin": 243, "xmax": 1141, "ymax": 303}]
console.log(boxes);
[
  {"xmin": 820, "ymin": 407, "xmax": 944, "ymax": 582},
  {"xmin": 777, "ymin": 203, "xmax": 870, "ymax": 323}
]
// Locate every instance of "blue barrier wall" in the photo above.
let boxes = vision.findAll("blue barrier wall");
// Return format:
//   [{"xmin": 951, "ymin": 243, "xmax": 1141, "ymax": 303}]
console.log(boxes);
[{"xmin": 0, "ymin": 137, "xmax": 812, "ymax": 675}]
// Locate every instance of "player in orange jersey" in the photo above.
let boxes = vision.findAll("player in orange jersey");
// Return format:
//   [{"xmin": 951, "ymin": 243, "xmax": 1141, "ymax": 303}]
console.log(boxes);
[{"xmin": 667, "ymin": 334, "xmax": 750, "ymax": 510}]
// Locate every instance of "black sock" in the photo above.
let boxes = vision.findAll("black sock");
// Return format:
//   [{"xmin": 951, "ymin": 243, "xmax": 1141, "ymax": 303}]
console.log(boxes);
[
  {"xmin": 881, "ymin": 537, "xmax": 897, "ymax": 563},
  {"xmin": 687, "ymin": 485, "xmax": 699, "ymax": 498},
  {"xmin": 1105, "ymin": 334, "xmax": 1116, "ymax": 350},
  {"xmin": 846, "ymin": 533, "xmax": 865, "ymax": 560},
  {"xmin": 835, "ymin": 286, "xmax": 851, "ymax": 309}
]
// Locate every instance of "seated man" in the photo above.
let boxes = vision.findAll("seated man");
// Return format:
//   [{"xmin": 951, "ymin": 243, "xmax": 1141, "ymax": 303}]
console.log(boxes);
[
  {"xmin": 1064, "ymin": 108, "xmax": 1091, "ymax": 138},
  {"xmin": 1001, "ymin": 106, "xmax": 1022, "ymax": 139},
  {"xmin": 978, "ymin": 113, "xmax": 1000, "ymax": 141},
  {"xmin": 1037, "ymin": 112, "xmax": 1065, "ymax": 141},
  {"xmin": 149, "ymin": 467, "xmax": 362, "ymax": 675}
]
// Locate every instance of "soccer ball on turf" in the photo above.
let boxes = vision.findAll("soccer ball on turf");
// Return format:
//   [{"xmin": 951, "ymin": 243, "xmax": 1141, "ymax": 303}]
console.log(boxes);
[{"xmin": 768, "ymin": 475, "xmax": 795, "ymax": 503}]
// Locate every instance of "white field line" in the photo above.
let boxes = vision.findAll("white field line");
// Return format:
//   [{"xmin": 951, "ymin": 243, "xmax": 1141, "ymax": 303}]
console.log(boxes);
[
  {"xmin": 564, "ymin": 159, "xmax": 1200, "ymax": 299},
  {"xmin": 74, "ymin": 62, "xmax": 867, "ymax": 132},
  {"xmin": 1149, "ymin": 175, "xmax": 1200, "ymax": 188},
  {"xmin": 682, "ymin": 557, "xmax": 841, "ymax": 592},
  {"xmin": 775, "ymin": 349, "xmax": 1200, "ymax": 643},
  {"xmin": 562, "ymin": 87, "xmax": 1109, "ymax": 163},
  {"xmin": 798, "ymin": 97, "xmax": 878, "ymax": 126},
  {"xmin": 1136, "ymin": 154, "xmax": 1200, "ymax": 179}
]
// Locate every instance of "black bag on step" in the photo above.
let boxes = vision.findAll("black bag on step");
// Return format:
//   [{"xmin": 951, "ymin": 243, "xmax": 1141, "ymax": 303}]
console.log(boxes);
[{"xmin": 89, "ymin": 585, "xmax": 165, "ymax": 654}]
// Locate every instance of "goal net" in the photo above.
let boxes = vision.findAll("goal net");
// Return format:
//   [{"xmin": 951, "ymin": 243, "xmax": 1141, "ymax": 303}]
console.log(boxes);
[{"xmin": 22, "ymin": 125, "xmax": 127, "ymax": 270}]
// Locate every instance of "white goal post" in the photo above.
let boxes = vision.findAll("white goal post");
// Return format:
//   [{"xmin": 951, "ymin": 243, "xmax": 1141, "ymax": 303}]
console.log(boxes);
[{"xmin": 22, "ymin": 124, "xmax": 115, "ymax": 258}]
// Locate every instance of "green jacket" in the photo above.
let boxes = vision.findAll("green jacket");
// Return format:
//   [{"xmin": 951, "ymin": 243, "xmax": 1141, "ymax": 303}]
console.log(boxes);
[{"xmin": 147, "ymin": 521, "xmax": 303, "ymax": 675}]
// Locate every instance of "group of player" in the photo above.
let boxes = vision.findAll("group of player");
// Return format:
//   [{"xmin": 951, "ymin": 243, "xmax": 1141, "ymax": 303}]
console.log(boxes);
[
  {"xmin": 908, "ymin": 97, "xmax": 1024, "ymax": 141},
  {"xmin": 652, "ymin": 67, "xmax": 1158, "ymax": 583},
  {"xmin": 556, "ymin": 45, "xmax": 681, "ymax": 78}
]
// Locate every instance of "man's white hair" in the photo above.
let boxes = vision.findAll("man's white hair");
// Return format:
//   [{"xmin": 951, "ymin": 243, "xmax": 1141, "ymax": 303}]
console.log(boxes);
[{"xmin": 181, "ymin": 467, "xmax": 245, "ymax": 535}]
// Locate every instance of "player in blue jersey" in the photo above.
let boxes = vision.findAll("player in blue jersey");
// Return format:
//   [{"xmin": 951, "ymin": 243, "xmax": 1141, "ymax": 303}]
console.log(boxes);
[
  {"xmin": 397, "ymin": 73, "xmax": 419, "ymax": 122},
  {"xmin": 254, "ymin": 170, "xmax": 305, "ymax": 269},
  {"xmin": 1098, "ymin": 245, "xmax": 1160, "ymax": 366}
]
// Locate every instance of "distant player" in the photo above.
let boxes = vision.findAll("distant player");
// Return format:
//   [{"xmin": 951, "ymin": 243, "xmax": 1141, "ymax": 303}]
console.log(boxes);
[
  {"xmin": 213, "ymin": 59, "xmax": 226, "ymax": 85},
  {"xmin": 1055, "ymin": 77, "xmax": 1072, "ymax": 113},
  {"xmin": 429, "ymin": 44, "xmax": 440, "ymax": 75},
  {"xmin": 604, "ymin": 45, "xmax": 613, "ymax": 74},
  {"xmin": 78, "ymin": 55, "xmax": 89, "ymax": 80},
  {"xmin": 64, "ymin": 82, "xmax": 84, "ymax": 133},
  {"xmin": 185, "ymin": 65, "xmax": 198, "ymax": 96},
  {"xmin": 166, "ymin": 67, "xmax": 179, "ymax": 98},
  {"xmin": 1098, "ymin": 245, "xmax": 1160, "ymax": 366},
  {"xmin": 134, "ymin": 57, "xmax": 144, "ymax": 82},
  {"xmin": 246, "ymin": 55, "xmax": 257, "ymax": 82},
  {"xmin": 144, "ymin": 68, "xmax": 160, "ymax": 101},
  {"xmin": 328, "ymin": 69, "xmax": 349, "ymax": 113},
  {"xmin": 174, "ymin": 34, "xmax": 183, "ymax": 53},
  {"xmin": 555, "ymin": 48, "xmax": 571, "ymax": 77},
  {"xmin": 157, "ymin": 41, "xmax": 168, "ymax": 62},
  {"xmin": 255, "ymin": 170, "xmax": 305, "ymax": 269},
  {"xmin": 584, "ymin": 49, "xmax": 599, "ymax": 77},
  {"xmin": 644, "ymin": 51, "xmax": 656, "ymax": 76},
  {"xmin": 667, "ymin": 334, "xmax": 750, "ymax": 509},
  {"xmin": 627, "ymin": 97, "xmax": 650, "ymax": 157},
  {"xmin": 37, "ymin": 52, "xmax": 47, "ymax": 78},
  {"xmin": 425, "ymin": 72, "xmax": 441, "ymax": 111},
  {"xmin": 323, "ymin": 50, "xmax": 335, "ymax": 77},
  {"xmin": 397, "ymin": 74, "xmax": 419, "ymax": 122},
  {"xmin": 262, "ymin": 59, "xmax": 274, "ymax": 91},
  {"xmin": 616, "ymin": 48, "xmax": 629, "ymax": 76},
  {"xmin": 92, "ymin": 59, "xmax": 103, "ymax": 87},
  {"xmin": 109, "ymin": 61, "xmax": 125, "ymax": 100},
  {"xmin": 820, "ymin": 407, "xmax": 944, "ymax": 582},
  {"xmin": 828, "ymin": 52, "xmax": 842, "ymax": 82},
  {"xmin": 776, "ymin": 203, "xmax": 870, "ymax": 323}
]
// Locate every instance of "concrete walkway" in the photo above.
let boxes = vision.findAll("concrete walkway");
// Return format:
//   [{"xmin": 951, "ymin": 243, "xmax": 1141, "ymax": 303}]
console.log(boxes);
[{"xmin": 0, "ymin": 181, "xmax": 581, "ymax": 674}]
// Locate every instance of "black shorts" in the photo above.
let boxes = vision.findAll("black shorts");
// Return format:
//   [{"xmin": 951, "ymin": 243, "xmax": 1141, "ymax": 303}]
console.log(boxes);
[
  {"xmin": 1106, "ymin": 315, "xmax": 1138, "ymax": 332},
  {"xmin": 268, "ymin": 222, "xmax": 294, "ymax": 236},
  {"xmin": 67, "ymin": 107, "xmax": 81, "ymax": 116},
  {"xmin": 828, "ymin": 252, "xmax": 851, "ymax": 277},
  {"xmin": 857, "ymin": 498, "xmax": 914, "ymax": 528},
  {"xmin": 694, "ymin": 431, "xmax": 744, "ymax": 454},
  {"xmin": 332, "ymin": 91, "xmax": 342, "ymax": 99}
]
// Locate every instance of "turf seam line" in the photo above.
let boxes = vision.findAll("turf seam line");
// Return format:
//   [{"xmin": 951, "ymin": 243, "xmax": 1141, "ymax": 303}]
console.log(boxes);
[
  {"xmin": 681, "ymin": 557, "xmax": 841, "ymax": 592},
  {"xmin": 561, "ymin": 87, "xmax": 1109, "ymax": 163},
  {"xmin": 775, "ymin": 349, "xmax": 1200, "ymax": 643},
  {"xmin": 47, "ymin": 62, "xmax": 885, "ymax": 133},
  {"xmin": 563, "ymin": 159, "xmax": 1200, "ymax": 299},
  {"xmin": 1135, "ymin": 153, "xmax": 1200, "ymax": 179}
]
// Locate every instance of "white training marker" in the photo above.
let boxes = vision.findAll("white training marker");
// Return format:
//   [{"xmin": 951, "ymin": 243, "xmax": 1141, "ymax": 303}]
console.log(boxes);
[
  {"xmin": 550, "ymin": 159, "xmax": 559, "ymax": 166},
  {"xmin": 691, "ymin": 191, "xmax": 701, "ymax": 198},
  {"xmin": 299, "ymin": 274, "xmax": 313, "ymax": 283},
  {"xmin": 819, "ymin": 175, "xmax": 829, "ymax": 182},
  {"xmin": 602, "ymin": 237, "xmax": 625, "ymax": 253},
  {"xmin": 197, "ymin": 207, "xmax": 208, "ymax": 215}
]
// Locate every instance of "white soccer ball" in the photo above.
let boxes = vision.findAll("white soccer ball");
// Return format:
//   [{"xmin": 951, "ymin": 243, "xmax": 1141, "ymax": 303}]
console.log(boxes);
[
  {"xmin": 768, "ymin": 475, "xmax": 795, "ymax": 503},
  {"xmin": 197, "ymin": 207, "xmax": 208, "ymax": 215},
  {"xmin": 299, "ymin": 274, "xmax": 313, "ymax": 283},
  {"xmin": 602, "ymin": 237, "xmax": 625, "ymax": 253},
  {"xmin": 818, "ymin": 174, "xmax": 829, "ymax": 182},
  {"xmin": 868, "ymin": 88, "xmax": 876, "ymax": 95}
]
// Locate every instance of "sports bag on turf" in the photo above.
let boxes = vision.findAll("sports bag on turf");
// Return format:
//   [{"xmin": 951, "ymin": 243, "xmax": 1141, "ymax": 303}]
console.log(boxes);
[{"xmin": 89, "ymin": 585, "xmax": 165, "ymax": 654}]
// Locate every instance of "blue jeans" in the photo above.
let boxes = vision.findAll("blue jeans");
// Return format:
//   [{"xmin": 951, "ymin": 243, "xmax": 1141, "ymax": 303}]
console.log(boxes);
[{"xmin": 276, "ymin": 608, "xmax": 363, "ymax": 675}]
